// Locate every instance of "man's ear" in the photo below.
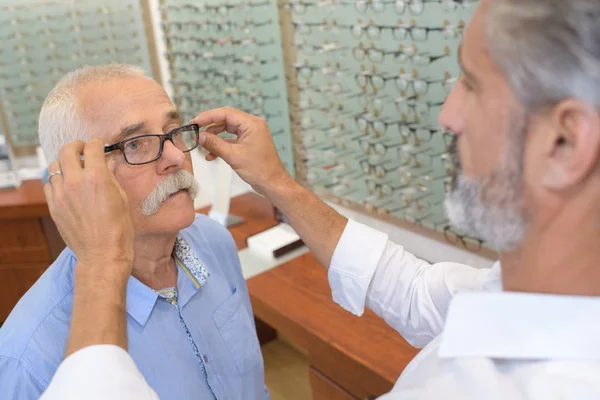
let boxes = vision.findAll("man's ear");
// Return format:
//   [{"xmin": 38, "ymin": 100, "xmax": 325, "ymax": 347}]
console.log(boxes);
[{"xmin": 542, "ymin": 99, "xmax": 600, "ymax": 190}]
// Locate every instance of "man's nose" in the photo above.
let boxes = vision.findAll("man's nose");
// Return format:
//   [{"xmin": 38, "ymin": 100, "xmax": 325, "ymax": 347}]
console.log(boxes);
[
  {"xmin": 157, "ymin": 139, "xmax": 186, "ymax": 170},
  {"xmin": 438, "ymin": 81, "xmax": 464, "ymax": 136}
]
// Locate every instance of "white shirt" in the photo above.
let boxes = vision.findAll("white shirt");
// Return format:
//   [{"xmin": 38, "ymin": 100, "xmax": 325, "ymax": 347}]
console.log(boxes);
[
  {"xmin": 42, "ymin": 219, "xmax": 600, "ymax": 399},
  {"xmin": 329, "ymin": 220, "xmax": 600, "ymax": 400},
  {"xmin": 41, "ymin": 345, "xmax": 158, "ymax": 400}
]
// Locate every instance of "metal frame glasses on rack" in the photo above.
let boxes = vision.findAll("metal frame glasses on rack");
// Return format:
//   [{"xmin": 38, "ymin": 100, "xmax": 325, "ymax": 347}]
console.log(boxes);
[
  {"xmin": 355, "ymin": 114, "xmax": 414, "ymax": 137},
  {"xmin": 443, "ymin": 226, "xmax": 483, "ymax": 252}
]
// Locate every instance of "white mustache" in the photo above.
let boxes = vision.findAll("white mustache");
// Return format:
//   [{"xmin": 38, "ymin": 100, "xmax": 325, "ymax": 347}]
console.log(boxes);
[{"xmin": 139, "ymin": 170, "xmax": 200, "ymax": 216}]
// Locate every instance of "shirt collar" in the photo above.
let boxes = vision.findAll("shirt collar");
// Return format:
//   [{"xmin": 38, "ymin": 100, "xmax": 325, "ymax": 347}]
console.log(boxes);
[
  {"xmin": 126, "ymin": 275, "xmax": 159, "ymax": 327},
  {"xmin": 173, "ymin": 236, "xmax": 210, "ymax": 308},
  {"xmin": 439, "ymin": 291, "xmax": 600, "ymax": 360},
  {"xmin": 125, "ymin": 235, "xmax": 210, "ymax": 325}
]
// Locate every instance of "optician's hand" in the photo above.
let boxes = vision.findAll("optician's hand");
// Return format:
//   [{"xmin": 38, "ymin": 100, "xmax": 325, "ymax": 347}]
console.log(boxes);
[
  {"xmin": 190, "ymin": 107, "xmax": 294, "ymax": 195},
  {"xmin": 43, "ymin": 138, "xmax": 134, "ymax": 276},
  {"xmin": 191, "ymin": 107, "xmax": 348, "ymax": 270}
]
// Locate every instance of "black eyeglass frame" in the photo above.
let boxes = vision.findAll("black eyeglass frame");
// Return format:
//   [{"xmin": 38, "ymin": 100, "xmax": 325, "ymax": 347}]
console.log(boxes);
[{"xmin": 104, "ymin": 123, "xmax": 200, "ymax": 165}]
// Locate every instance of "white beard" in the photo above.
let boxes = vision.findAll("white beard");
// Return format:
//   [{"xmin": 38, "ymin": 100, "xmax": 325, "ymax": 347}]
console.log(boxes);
[{"xmin": 443, "ymin": 118, "xmax": 529, "ymax": 252}]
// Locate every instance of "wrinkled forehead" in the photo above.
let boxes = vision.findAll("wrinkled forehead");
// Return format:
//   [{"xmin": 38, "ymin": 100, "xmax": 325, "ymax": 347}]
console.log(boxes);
[{"xmin": 76, "ymin": 77, "xmax": 175, "ymax": 141}]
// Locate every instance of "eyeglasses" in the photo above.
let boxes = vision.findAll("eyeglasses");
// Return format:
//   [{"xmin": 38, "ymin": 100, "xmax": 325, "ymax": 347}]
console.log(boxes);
[
  {"xmin": 395, "ymin": 97, "xmax": 444, "ymax": 119},
  {"xmin": 355, "ymin": 72, "xmax": 397, "ymax": 92},
  {"xmin": 396, "ymin": 0, "xmax": 448, "ymax": 15},
  {"xmin": 395, "ymin": 73, "xmax": 447, "ymax": 95},
  {"xmin": 399, "ymin": 126, "xmax": 439, "ymax": 146},
  {"xmin": 104, "ymin": 124, "xmax": 201, "ymax": 165},
  {"xmin": 359, "ymin": 139, "xmax": 404, "ymax": 157},
  {"xmin": 443, "ymin": 226, "xmax": 484, "ymax": 252},
  {"xmin": 440, "ymin": 0, "xmax": 477, "ymax": 12},
  {"xmin": 402, "ymin": 148, "xmax": 447, "ymax": 169},
  {"xmin": 394, "ymin": 44, "xmax": 451, "ymax": 65},
  {"xmin": 399, "ymin": 188, "xmax": 434, "ymax": 210},
  {"xmin": 351, "ymin": 20, "xmax": 397, "ymax": 40},
  {"xmin": 352, "ymin": 43, "xmax": 399, "ymax": 63},
  {"xmin": 359, "ymin": 95, "xmax": 391, "ymax": 117},
  {"xmin": 292, "ymin": 18, "xmax": 351, "ymax": 35},
  {"xmin": 360, "ymin": 159, "xmax": 403, "ymax": 178},
  {"xmin": 353, "ymin": 0, "xmax": 397, "ymax": 13},
  {"xmin": 294, "ymin": 62, "xmax": 350, "ymax": 80},
  {"xmin": 296, "ymin": 40, "xmax": 348, "ymax": 54},
  {"xmin": 203, "ymin": 1, "xmax": 270, "ymax": 15},
  {"xmin": 365, "ymin": 180, "xmax": 407, "ymax": 200},
  {"xmin": 355, "ymin": 115, "xmax": 412, "ymax": 137}
]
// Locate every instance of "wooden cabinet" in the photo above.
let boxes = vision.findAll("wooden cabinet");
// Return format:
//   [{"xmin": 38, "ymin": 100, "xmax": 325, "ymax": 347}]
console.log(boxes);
[
  {"xmin": 0, "ymin": 181, "xmax": 65, "ymax": 323},
  {"xmin": 310, "ymin": 366, "xmax": 359, "ymax": 400}
]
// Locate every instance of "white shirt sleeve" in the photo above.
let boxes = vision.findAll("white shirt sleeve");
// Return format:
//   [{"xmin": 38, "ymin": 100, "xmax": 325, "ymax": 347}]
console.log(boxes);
[
  {"xmin": 40, "ymin": 345, "xmax": 158, "ymax": 400},
  {"xmin": 328, "ymin": 219, "xmax": 495, "ymax": 348}
]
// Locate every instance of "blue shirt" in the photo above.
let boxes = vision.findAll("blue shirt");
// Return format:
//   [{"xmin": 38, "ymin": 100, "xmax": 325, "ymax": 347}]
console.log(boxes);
[{"xmin": 0, "ymin": 214, "xmax": 269, "ymax": 400}]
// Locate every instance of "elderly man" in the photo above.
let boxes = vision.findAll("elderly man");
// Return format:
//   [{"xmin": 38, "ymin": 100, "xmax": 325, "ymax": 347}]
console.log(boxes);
[{"xmin": 0, "ymin": 64, "xmax": 268, "ymax": 400}]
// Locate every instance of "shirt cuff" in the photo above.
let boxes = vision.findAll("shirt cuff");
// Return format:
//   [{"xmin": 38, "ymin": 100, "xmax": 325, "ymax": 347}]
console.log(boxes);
[
  {"xmin": 328, "ymin": 219, "xmax": 389, "ymax": 316},
  {"xmin": 41, "ymin": 345, "xmax": 158, "ymax": 400}
]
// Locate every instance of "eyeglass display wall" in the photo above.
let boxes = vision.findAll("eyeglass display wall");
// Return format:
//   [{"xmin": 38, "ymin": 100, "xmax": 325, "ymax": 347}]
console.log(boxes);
[
  {"xmin": 281, "ymin": 0, "xmax": 488, "ymax": 254},
  {"xmin": 0, "ymin": 0, "xmax": 488, "ymax": 256},
  {"xmin": 157, "ymin": 0, "xmax": 295, "ymax": 175},
  {"xmin": 0, "ymin": 1, "xmax": 153, "ymax": 149}
]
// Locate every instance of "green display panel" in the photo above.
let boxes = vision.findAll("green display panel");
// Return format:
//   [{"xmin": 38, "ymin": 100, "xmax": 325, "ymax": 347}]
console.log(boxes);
[
  {"xmin": 0, "ymin": 1, "xmax": 153, "ymax": 147},
  {"xmin": 283, "ymin": 0, "xmax": 484, "ymax": 252},
  {"xmin": 158, "ymin": 0, "xmax": 294, "ymax": 175}
]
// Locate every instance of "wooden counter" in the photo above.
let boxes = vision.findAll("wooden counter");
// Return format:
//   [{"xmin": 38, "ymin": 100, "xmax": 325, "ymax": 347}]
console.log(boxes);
[{"xmin": 0, "ymin": 180, "xmax": 64, "ymax": 323}]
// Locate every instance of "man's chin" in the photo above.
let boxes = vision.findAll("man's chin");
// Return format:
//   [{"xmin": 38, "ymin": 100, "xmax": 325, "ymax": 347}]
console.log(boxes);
[
  {"xmin": 140, "ymin": 193, "xmax": 196, "ymax": 228},
  {"xmin": 444, "ymin": 174, "xmax": 527, "ymax": 252}
]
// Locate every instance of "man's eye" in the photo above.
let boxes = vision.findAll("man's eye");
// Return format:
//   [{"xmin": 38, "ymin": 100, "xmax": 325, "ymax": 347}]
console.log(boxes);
[{"xmin": 125, "ymin": 139, "xmax": 142, "ymax": 151}]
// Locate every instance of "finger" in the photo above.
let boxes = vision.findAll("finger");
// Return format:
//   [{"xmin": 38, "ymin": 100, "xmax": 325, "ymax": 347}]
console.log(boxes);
[
  {"xmin": 205, "ymin": 153, "xmax": 218, "ymax": 161},
  {"xmin": 58, "ymin": 141, "xmax": 86, "ymax": 177},
  {"xmin": 190, "ymin": 107, "xmax": 249, "ymax": 135},
  {"xmin": 198, "ymin": 133, "xmax": 234, "ymax": 163},
  {"xmin": 83, "ymin": 137, "xmax": 109, "ymax": 172},
  {"xmin": 43, "ymin": 182, "xmax": 55, "ymax": 209},
  {"xmin": 47, "ymin": 160, "xmax": 64, "ymax": 193}
]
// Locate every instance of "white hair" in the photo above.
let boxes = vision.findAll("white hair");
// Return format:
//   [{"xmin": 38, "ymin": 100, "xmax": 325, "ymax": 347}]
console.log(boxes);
[
  {"xmin": 38, "ymin": 64, "xmax": 148, "ymax": 164},
  {"xmin": 486, "ymin": 0, "xmax": 600, "ymax": 112},
  {"xmin": 139, "ymin": 169, "xmax": 200, "ymax": 216}
]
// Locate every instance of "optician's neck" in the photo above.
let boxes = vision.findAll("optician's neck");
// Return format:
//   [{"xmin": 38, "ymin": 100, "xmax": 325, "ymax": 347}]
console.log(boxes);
[
  {"xmin": 130, "ymin": 233, "xmax": 178, "ymax": 290},
  {"xmin": 500, "ymin": 194, "xmax": 600, "ymax": 296}
]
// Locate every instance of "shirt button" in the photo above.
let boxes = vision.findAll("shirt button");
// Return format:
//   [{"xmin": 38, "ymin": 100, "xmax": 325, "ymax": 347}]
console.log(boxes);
[{"xmin": 203, "ymin": 355, "xmax": 209, "ymax": 363}]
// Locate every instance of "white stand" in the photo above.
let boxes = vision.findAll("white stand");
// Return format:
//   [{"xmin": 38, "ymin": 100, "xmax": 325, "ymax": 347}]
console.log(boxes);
[
  {"xmin": 208, "ymin": 158, "xmax": 244, "ymax": 228},
  {"xmin": 0, "ymin": 135, "xmax": 21, "ymax": 190}
]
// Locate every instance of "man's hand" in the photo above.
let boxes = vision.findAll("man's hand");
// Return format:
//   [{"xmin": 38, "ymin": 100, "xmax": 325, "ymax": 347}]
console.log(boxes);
[
  {"xmin": 190, "ymin": 107, "xmax": 294, "ymax": 195},
  {"xmin": 43, "ymin": 138, "xmax": 134, "ymax": 356},
  {"xmin": 191, "ymin": 107, "xmax": 348, "ymax": 269},
  {"xmin": 43, "ymin": 138, "xmax": 134, "ymax": 274}
]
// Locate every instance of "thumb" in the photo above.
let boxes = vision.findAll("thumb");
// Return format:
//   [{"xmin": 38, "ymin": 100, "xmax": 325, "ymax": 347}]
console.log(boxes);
[{"xmin": 199, "ymin": 132, "xmax": 234, "ymax": 164}]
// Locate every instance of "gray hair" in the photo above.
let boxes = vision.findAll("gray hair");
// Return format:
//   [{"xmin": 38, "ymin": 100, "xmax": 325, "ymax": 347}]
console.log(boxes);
[
  {"xmin": 139, "ymin": 169, "xmax": 200, "ymax": 216},
  {"xmin": 38, "ymin": 64, "xmax": 148, "ymax": 164},
  {"xmin": 486, "ymin": 0, "xmax": 600, "ymax": 112}
]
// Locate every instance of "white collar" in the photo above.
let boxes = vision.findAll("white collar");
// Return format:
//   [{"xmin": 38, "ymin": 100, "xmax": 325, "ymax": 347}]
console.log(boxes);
[{"xmin": 439, "ymin": 291, "xmax": 600, "ymax": 360}]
